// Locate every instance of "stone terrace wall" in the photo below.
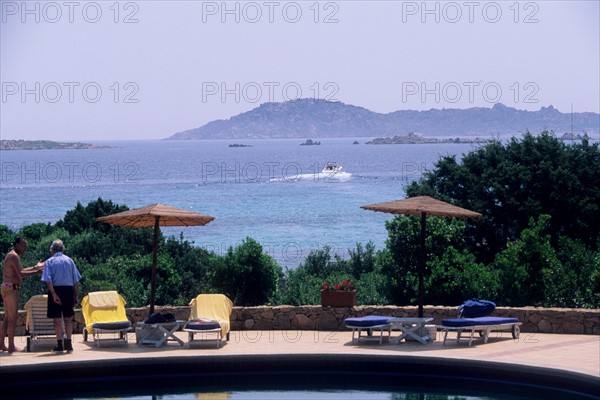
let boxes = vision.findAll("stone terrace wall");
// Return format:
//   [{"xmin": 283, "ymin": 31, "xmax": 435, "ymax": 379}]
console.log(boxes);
[{"xmin": 4, "ymin": 305, "xmax": 599, "ymax": 336}]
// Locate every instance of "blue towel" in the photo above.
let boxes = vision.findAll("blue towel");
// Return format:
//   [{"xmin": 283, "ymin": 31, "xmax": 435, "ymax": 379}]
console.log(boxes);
[{"xmin": 459, "ymin": 299, "xmax": 496, "ymax": 318}]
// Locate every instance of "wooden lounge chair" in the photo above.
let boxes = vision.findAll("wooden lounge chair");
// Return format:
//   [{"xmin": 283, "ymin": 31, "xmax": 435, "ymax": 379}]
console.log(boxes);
[{"xmin": 24, "ymin": 295, "xmax": 56, "ymax": 352}]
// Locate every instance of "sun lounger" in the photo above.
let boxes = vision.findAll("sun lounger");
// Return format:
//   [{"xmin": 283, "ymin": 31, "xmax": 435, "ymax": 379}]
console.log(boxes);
[
  {"xmin": 439, "ymin": 316, "xmax": 521, "ymax": 346},
  {"xmin": 81, "ymin": 291, "xmax": 132, "ymax": 347},
  {"xmin": 184, "ymin": 294, "xmax": 233, "ymax": 348},
  {"xmin": 344, "ymin": 316, "xmax": 393, "ymax": 344},
  {"xmin": 24, "ymin": 295, "xmax": 56, "ymax": 352},
  {"xmin": 439, "ymin": 299, "xmax": 521, "ymax": 346}
]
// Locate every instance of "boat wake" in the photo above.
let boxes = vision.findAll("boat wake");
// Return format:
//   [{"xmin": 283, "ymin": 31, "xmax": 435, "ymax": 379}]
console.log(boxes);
[{"xmin": 269, "ymin": 171, "xmax": 352, "ymax": 182}]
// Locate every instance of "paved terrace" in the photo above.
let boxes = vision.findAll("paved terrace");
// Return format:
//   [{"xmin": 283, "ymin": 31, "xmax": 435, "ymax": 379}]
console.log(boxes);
[{"xmin": 1, "ymin": 329, "xmax": 599, "ymax": 398}]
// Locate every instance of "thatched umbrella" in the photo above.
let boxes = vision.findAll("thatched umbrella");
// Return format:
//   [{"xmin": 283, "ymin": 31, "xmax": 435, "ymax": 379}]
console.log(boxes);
[
  {"xmin": 96, "ymin": 204, "xmax": 215, "ymax": 314},
  {"xmin": 361, "ymin": 196, "xmax": 481, "ymax": 317}
]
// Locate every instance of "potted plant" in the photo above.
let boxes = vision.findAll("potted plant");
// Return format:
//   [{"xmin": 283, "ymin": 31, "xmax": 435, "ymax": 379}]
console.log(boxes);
[{"xmin": 321, "ymin": 280, "xmax": 356, "ymax": 307}]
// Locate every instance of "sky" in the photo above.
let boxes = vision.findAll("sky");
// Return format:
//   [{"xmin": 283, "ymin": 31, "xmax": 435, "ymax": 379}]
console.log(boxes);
[{"xmin": 1, "ymin": 0, "xmax": 599, "ymax": 141}]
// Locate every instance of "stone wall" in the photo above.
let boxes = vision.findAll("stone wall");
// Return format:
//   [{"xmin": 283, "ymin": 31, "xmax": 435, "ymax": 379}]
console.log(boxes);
[{"xmin": 4, "ymin": 305, "xmax": 599, "ymax": 336}]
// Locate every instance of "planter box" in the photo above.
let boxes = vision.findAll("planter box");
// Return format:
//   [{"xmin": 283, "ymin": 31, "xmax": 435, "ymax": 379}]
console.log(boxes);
[{"xmin": 321, "ymin": 290, "xmax": 356, "ymax": 307}]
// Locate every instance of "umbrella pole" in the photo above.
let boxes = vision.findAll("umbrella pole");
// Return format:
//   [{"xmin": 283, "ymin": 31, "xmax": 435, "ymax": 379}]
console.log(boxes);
[
  {"xmin": 149, "ymin": 216, "xmax": 160, "ymax": 315},
  {"xmin": 418, "ymin": 212, "xmax": 426, "ymax": 318}
]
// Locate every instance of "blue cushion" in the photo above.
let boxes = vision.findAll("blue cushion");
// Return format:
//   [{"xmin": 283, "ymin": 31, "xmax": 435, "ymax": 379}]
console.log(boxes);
[
  {"xmin": 344, "ymin": 316, "xmax": 392, "ymax": 327},
  {"xmin": 441, "ymin": 317, "xmax": 519, "ymax": 328},
  {"xmin": 92, "ymin": 321, "xmax": 131, "ymax": 330},
  {"xmin": 187, "ymin": 320, "xmax": 221, "ymax": 331},
  {"xmin": 459, "ymin": 299, "xmax": 496, "ymax": 318}
]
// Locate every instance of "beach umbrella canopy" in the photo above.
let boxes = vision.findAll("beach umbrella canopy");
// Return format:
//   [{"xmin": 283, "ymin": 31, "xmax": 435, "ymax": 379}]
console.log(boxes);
[
  {"xmin": 96, "ymin": 204, "xmax": 215, "ymax": 314},
  {"xmin": 361, "ymin": 196, "xmax": 482, "ymax": 317}
]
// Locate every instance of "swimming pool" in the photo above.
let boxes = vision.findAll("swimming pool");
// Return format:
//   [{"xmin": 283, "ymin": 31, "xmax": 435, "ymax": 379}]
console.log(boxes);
[{"xmin": 3, "ymin": 354, "xmax": 598, "ymax": 399}]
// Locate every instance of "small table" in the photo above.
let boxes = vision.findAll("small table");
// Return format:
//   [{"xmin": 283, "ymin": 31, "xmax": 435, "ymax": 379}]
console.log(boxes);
[
  {"xmin": 389, "ymin": 318, "xmax": 433, "ymax": 345},
  {"xmin": 136, "ymin": 321, "xmax": 185, "ymax": 348}
]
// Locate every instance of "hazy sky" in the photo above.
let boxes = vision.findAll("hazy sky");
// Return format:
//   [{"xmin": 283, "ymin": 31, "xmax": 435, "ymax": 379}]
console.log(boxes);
[{"xmin": 1, "ymin": 0, "xmax": 599, "ymax": 141}]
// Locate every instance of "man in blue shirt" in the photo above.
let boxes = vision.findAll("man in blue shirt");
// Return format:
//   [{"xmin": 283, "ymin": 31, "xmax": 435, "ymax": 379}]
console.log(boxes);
[{"xmin": 41, "ymin": 239, "xmax": 82, "ymax": 352}]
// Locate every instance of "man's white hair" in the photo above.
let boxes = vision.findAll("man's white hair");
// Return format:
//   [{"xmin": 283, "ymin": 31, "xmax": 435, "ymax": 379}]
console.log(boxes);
[{"xmin": 50, "ymin": 239, "xmax": 64, "ymax": 252}]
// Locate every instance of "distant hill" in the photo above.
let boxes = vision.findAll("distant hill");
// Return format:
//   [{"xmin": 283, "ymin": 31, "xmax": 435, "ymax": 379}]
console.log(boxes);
[{"xmin": 167, "ymin": 99, "xmax": 599, "ymax": 140}]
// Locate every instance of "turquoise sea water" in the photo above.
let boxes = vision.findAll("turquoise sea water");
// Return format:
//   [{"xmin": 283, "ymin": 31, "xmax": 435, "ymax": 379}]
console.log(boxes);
[{"xmin": 0, "ymin": 138, "xmax": 479, "ymax": 267}]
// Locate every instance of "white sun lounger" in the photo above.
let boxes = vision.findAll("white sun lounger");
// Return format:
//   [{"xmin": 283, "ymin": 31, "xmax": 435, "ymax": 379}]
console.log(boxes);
[
  {"xmin": 344, "ymin": 316, "xmax": 393, "ymax": 344},
  {"xmin": 439, "ymin": 316, "xmax": 521, "ymax": 346}
]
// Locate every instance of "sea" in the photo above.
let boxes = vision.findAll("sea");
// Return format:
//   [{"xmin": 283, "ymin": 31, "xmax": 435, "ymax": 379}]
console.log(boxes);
[{"xmin": 0, "ymin": 138, "xmax": 483, "ymax": 268}]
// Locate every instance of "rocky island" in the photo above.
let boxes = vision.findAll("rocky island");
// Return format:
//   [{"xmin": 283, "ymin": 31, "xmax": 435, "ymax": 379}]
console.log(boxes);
[
  {"xmin": 300, "ymin": 139, "xmax": 321, "ymax": 146},
  {"xmin": 228, "ymin": 143, "xmax": 253, "ymax": 147},
  {"xmin": 559, "ymin": 132, "xmax": 590, "ymax": 141},
  {"xmin": 0, "ymin": 140, "xmax": 110, "ymax": 151},
  {"xmin": 365, "ymin": 133, "xmax": 491, "ymax": 145}
]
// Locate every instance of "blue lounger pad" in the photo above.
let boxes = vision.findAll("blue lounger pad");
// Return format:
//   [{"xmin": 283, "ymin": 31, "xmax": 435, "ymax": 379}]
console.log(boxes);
[
  {"xmin": 441, "ymin": 317, "xmax": 518, "ymax": 328},
  {"xmin": 92, "ymin": 321, "xmax": 131, "ymax": 330},
  {"xmin": 187, "ymin": 320, "xmax": 221, "ymax": 331},
  {"xmin": 344, "ymin": 316, "xmax": 392, "ymax": 327}
]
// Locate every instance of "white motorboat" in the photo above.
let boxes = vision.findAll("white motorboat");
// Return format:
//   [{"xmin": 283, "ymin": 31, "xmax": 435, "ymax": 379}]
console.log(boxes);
[
  {"xmin": 322, "ymin": 162, "xmax": 343, "ymax": 174},
  {"xmin": 269, "ymin": 161, "xmax": 351, "ymax": 182}
]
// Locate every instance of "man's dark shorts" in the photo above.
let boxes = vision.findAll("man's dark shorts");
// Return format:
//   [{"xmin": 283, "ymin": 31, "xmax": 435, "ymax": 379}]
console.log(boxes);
[{"xmin": 47, "ymin": 286, "xmax": 75, "ymax": 318}]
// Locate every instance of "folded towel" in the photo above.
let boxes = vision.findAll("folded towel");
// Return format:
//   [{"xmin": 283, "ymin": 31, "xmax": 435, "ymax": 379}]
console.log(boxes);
[
  {"xmin": 187, "ymin": 318, "xmax": 221, "ymax": 331},
  {"xmin": 88, "ymin": 291, "xmax": 119, "ymax": 308},
  {"xmin": 191, "ymin": 318, "xmax": 219, "ymax": 324}
]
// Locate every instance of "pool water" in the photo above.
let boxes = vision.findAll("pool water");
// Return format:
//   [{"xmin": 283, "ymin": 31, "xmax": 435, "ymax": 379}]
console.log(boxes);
[
  {"xmin": 6, "ymin": 354, "xmax": 597, "ymax": 400},
  {"xmin": 45, "ymin": 372, "xmax": 597, "ymax": 400}
]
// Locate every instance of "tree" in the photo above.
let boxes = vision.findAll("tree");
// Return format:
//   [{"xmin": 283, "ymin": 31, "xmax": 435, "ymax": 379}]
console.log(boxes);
[
  {"xmin": 279, "ymin": 267, "xmax": 327, "ymax": 306},
  {"xmin": 163, "ymin": 234, "xmax": 217, "ymax": 304},
  {"xmin": 0, "ymin": 225, "xmax": 15, "ymax": 255},
  {"xmin": 406, "ymin": 132, "xmax": 600, "ymax": 262},
  {"xmin": 494, "ymin": 215, "xmax": 562, "ymax": 306},
  {"xmin": 209, "ymin": 237, "xmax": 283, "ymax": 306},
  {"xmin": 555, "ymin": 236, "xmax": 600, "ymax": 308},
  {"xmin": 383, "ymin": 215, "xmax": 498, "ymax": 306},
  {"xmin": 300, "ymin": 245, "xmax": 351, "ymax": 278},
  {"xmin": 349, "ymin": 241, "xmax": 377, "ymax": 277},
  {"xmin": 18, "ymin": 223, "xmax": 53, "ymax": 242},
  {"xmin": 56, "ymin": 198, "xmax": 128, "ymax": 235}
]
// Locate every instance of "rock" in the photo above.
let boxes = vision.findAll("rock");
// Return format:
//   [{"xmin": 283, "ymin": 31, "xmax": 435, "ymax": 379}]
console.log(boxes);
[
  {"xmin": 316, "ymin": 311, "xmax": 339, "ymax": 330},
  {"xmin": 538, "ymin": 318, "xmax": 553, "ymax": 333},
  {"xmin": 293, "ymin": 314, "xmax": 314, "ymax": 330}
]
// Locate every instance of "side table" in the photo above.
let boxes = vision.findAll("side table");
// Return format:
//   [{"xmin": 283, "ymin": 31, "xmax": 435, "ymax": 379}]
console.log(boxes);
[
  {"xmin": 388, "ymin": 317, "xmax": 434, "ymax": 345},
  {"xmin": 136, "ymin": 321, "xmax": 185, "ymax": 348}
]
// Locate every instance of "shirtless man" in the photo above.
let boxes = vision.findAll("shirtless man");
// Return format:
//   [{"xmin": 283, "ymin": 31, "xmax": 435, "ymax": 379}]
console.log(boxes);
[{"xmin": 1, "ymin": 237, "xmax": 44, "ymax": 353}]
